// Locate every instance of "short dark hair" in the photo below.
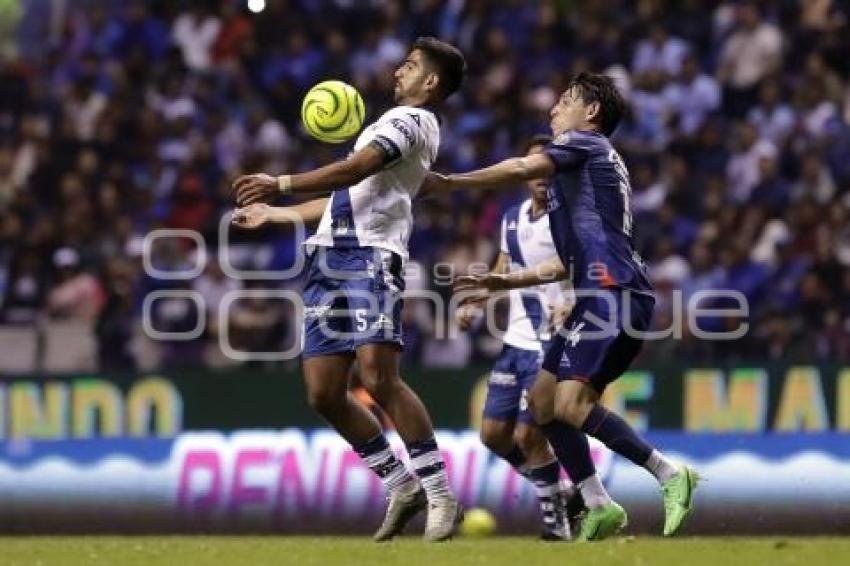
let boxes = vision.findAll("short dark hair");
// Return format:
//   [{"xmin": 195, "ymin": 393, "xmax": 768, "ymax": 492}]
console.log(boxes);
[
  {"xmin": 411, "ymin": 37, "xmax": 466, "ymax": 100},
  {"xmin": 524, "ymin": 134, "xmax": 553, "ymax": 153},
  {"xmin": 567, "ymin": 72, "xmax": 627, "ymax": 136}
]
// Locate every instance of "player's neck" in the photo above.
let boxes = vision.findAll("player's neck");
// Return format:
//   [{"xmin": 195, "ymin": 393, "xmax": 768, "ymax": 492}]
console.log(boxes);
[
  {"xmin": 530, "ymin": 198, "xmax": 547, "ymax": 218},
  {"xmin": 397, "ymin": 93, "xmax": 436, "ymax": 109}
]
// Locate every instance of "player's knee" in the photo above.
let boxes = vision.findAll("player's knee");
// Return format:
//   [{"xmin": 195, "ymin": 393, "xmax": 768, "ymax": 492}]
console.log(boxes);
[
  {"xmin": 512, "ymin": 425, "xmax": 544, "ymax": 456},
  {"xmin": 528, "ymin": 386, "xmax": 553, "ymax": 424},
  {"xmin": 359, "ymin": 364, "xmax": 399, "ymax": 401},
  {"xmin": 556, "ymin": 394, "xmax": 593, "ymax": 428},
  {"xmin": 479, "ymin": 421, "xmax": 513, "ymax": 454},
  {"xmin": 305, "ymin": 386, "xmax": 343, "ymax": 416}
]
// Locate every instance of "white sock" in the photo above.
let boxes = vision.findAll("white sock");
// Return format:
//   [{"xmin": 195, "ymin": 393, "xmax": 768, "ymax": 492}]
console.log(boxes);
[
  {"xmin": 578, "ymin": 474, "xmax": 612, "ymax": 509},
  {"xmin": 409, "ymin": 439, "xmax": 453, "ymax": 501},
  {"xmin": 645, "ymin": 450, "xmax": 679, "ymax": 483}
]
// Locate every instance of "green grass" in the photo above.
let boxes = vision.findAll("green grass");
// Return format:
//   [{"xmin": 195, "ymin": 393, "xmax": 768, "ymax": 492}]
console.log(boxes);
[{"xmin": 0, "ymin": 536, "xmax": 847, "ymax": 566}]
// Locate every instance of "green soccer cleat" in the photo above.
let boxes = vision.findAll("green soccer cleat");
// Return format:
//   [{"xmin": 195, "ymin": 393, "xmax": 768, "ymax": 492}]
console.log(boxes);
[
  {"xmin": 661, "ymin": 465, "xmax": 700, "ymax": 536},
  {"xmin": 577, "ymin": 501, "xmax": 628, "ymax": 541}
]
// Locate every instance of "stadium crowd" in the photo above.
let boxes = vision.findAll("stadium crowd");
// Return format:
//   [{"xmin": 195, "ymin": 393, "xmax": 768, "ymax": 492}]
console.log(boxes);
[{"xmin": 1, "ymin": 0, "xmax": 849, "ymax": 371}]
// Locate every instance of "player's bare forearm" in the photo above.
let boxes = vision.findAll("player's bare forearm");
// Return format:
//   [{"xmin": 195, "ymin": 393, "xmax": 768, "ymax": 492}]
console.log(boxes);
[
  {"xmin": 233, "ymin": 146, "xmax": 385, "ymax": 205},
  {"xmin": 271, "ymin": 197, "xmax": 329, "ymax": 224},
  {"xmin": 455, "ymin": 254, "xmax": 567, "ymax": 298},
  {"xmin": 437, "ymin": 153, "xmax": 555, "ymax": 191},
  {"xmin": 288, "ymin": 146, "xmax": 385, "ymax": 193},
  {"xmin": 500, "ymin": 254, "xmax": 567, "ymax": 289},
  {"xmin": 231, "ymin": 197, "xmax": 329, "ymax": 229}
]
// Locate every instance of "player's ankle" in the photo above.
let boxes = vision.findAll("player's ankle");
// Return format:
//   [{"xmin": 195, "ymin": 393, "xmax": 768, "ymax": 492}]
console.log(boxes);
[{"xmin": 392, "ymin": 477, "xmax": 421, "ymax": 496}]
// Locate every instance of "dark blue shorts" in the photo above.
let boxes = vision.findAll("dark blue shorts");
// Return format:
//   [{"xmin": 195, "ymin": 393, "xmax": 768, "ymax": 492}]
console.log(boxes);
[
  {"xmin": 542, "ymin": 288, "xmax": 655, "ymax": 393},
  {"xmin": 483, "ymin": 344, "xmax": 544, "ymax": 424},
  {"xmin": 301, "ymin": 246, "xmax": 405, "ymax": 359}
]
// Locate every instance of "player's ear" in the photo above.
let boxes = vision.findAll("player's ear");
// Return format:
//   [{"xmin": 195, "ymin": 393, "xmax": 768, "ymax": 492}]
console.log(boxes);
[
  {"xmin": 586, "ymin": 101, "xmax": 601, "ymax": 123},
  {"xmin": 424, "ymin": 71, "xmax": 440, "ymax": 96}
]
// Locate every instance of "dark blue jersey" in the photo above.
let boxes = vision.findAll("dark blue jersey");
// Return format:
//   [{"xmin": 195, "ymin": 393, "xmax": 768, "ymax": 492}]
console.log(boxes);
[{"xmin": 543, "ymin": 130, "xmax": 653, "ymax": 295}]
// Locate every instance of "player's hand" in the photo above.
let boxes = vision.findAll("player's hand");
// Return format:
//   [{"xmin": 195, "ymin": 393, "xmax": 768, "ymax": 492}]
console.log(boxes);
[
  {"xmin": 549, "ymin": 302, "xmax": 572, "ymax": 330},
  {"xmin": 454, "ymin": 273, "xmax": 510, "ymax": 306},
  {"xmin": 231, "ymin": 203, "xmax": 273, "ymax": 229},
  {"xmin": 455, "ymin": 305, "xmax": 482, "ymax": 331},
  {"xmin": 421, "ymin": 171, "xmax": 452, "ymax": 193},
  {"xmin": 232, "ymin": 173, "xmax": 278, "ymax": 206}
]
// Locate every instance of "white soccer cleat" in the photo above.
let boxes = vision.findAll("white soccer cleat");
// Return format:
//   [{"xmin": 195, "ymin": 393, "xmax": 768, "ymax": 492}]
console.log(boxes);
[
  {"xmin": 422, "ymin": 497, "xmax": 464, "ymax": 542},
  {"xmin": 373, "ymin": 482, "xmax": 428, "ymax": 542}
]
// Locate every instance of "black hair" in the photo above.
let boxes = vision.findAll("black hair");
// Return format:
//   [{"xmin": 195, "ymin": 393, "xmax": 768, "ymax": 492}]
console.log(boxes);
[
  {"xmin": 411, "ymin": 37, "xmax": 467, "ymax": 100},
  {"xmin": 524, "ymin": 134, "xmax": 553, "ymax": 153},
  {"xmin": 566, "ymin": 72, "xmax": 627, "ymax": 136}
]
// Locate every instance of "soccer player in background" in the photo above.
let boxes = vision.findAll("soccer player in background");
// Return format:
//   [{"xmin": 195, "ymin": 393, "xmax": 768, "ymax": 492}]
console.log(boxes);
[
  {"xmin": 432, "ymin": 72, "xmax": 699, "ymax": 540},
  {"xmin": 456, "ymin": 135, "xmax": 583, "ymax": 540},
  {"xmin": 231, "ymin": 38, "xmax": 467, "ymax": 542}
]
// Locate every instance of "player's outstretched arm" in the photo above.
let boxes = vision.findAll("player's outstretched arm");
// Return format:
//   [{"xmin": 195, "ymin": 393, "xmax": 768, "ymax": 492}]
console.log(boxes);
[
  {"xmin": 455, "ymin": 254, "xmax": 567, "ymax": 300},
  {"xmin": 425, "ymin": 152, "xmax": 555, "ymax": 192},
  {"xmin": 232, "ymin": 144, "xmax": 387, "ymax": 206},
  {"xmin": 231, "ymin": 197, "xmax": 330, "ymax": 229},
  {"xmin": 456, "ymin": 252, "xmax": 510, "ymax": 329}
]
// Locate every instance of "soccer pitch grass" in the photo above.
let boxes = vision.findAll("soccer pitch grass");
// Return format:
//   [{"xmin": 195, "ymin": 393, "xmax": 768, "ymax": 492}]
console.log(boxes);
[{"xmin": 1, "ymin": 536, "xmax": 848, "ymax": 566}]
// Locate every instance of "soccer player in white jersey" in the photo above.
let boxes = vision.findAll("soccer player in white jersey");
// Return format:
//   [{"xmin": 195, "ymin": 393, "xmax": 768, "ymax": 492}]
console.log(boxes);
[
  {"xmin": 231, "ymin": 38, "xmax": 467, "ymax": 542},
  {"xmin": 457, "ymin": 136, "xmax": 583, "ymax": 540}
]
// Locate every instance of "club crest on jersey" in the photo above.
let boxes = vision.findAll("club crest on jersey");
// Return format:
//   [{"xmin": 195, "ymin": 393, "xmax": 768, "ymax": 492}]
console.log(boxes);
[
  {"xmin": 554, "ymin": 132, "xmax": 571, "ymax": 145},
  {"xmin": 520, "ymin": 226, "xmax": 533, "ymax": 241},
  {"xmin": 372, "ymin": 313, "xmax": 394, "ymax": 331},
  {"xmin": 334, "ymin": 217, "xmax": 351, "ymax": 234}
]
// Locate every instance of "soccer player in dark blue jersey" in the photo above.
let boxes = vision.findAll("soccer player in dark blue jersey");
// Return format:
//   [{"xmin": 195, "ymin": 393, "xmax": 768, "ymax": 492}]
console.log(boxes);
[{"xmin": 432, "ymin": 72, "xmax": 699, "ymax": 540}]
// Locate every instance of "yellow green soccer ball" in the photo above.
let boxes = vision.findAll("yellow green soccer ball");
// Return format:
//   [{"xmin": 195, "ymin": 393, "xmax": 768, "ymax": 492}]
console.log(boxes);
[
  {"xmin": 459, "ymin": 507, "xmax": 497, "ymax": 537},
  {"xmin": 301, "ymin": 80, "xmax": 365, "ymax": 143}
]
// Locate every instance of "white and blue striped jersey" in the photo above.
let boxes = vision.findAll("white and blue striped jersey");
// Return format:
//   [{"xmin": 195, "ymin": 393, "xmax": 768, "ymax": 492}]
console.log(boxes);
[
  {"xmin": 500, "ymin": 199, "xmax": 570, "ymax": 352},
  {"xmin": 305, "ymin": 105, "xmax": 440, "ymax": 260}
]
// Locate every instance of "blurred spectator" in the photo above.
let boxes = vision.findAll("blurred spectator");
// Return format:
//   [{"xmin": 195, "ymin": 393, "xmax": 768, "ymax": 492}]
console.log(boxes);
[
  {"xmin": 747, "ymin": 80, "xmax": 796, "ymax": 146},
  {"xmin": 716, "ymin": 2, "xmax": 783, "ymax": 117},
  {"xmin": 172, "ymin": 1, "xmax": 221, "ymax": 72},
  {"xmin": 631, "ymin": 23, "xmax": 689, "ymax": 78},
  {"xmin": 726, "ymin": 122, "xmax": 777, "ymax": 203},
  {"xmin": 46, "ymin": 248, "xmax": 105, "ymax": 321},
  {"xmin": 663, "ymin": 53, "xmax": 721, "ymax": 137},
  {"xmin": 790, "ymin": 152, "xmax": 836, "ymax": 204},
  {"xmin": 96, "ymin": 258, "xmax": 137, "ymax": 370}
]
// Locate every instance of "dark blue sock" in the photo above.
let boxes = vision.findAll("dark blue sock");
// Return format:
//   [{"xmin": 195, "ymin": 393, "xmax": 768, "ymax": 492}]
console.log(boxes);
[
  {"xmin": 539, "ymin": 420, "xmax": 596, "ymax": 484},
  {"xmin": 581, "ymin": 404, "xmax": 652, "ymax": 466},
  {"xmin": 501, "ymin": 444, "xmax": 527, "ymax": 472},
  {"xmin": 527, "ymin": 459, "xmax": 560, "ymax": 486}
]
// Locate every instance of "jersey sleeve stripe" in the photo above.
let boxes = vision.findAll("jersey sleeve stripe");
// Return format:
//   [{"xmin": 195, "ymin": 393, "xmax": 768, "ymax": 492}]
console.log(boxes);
[
  {"xmin": 504, "ymin": 206, "xmax": 526, "ymax": 267},
  {"xmin": 329, "ymin": 188, "xmax": 360, "ymax": 247}
]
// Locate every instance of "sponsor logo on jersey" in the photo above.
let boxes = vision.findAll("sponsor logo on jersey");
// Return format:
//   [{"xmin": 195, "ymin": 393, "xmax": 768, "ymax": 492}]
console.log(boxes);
[
  {"xmin": 389, "ymin": 118, "xmax": 415, "ymax": 145},
  {"xmin": 545, "ymin": 185, "xmax": 561, "ymax": 212},
  {"xmin": 489, "ymin": 371, "xmax": 517, "ymax": 386},
  {"xmin": 304, "ymin": 305, "xmax": 332, "ymax": 319}
]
